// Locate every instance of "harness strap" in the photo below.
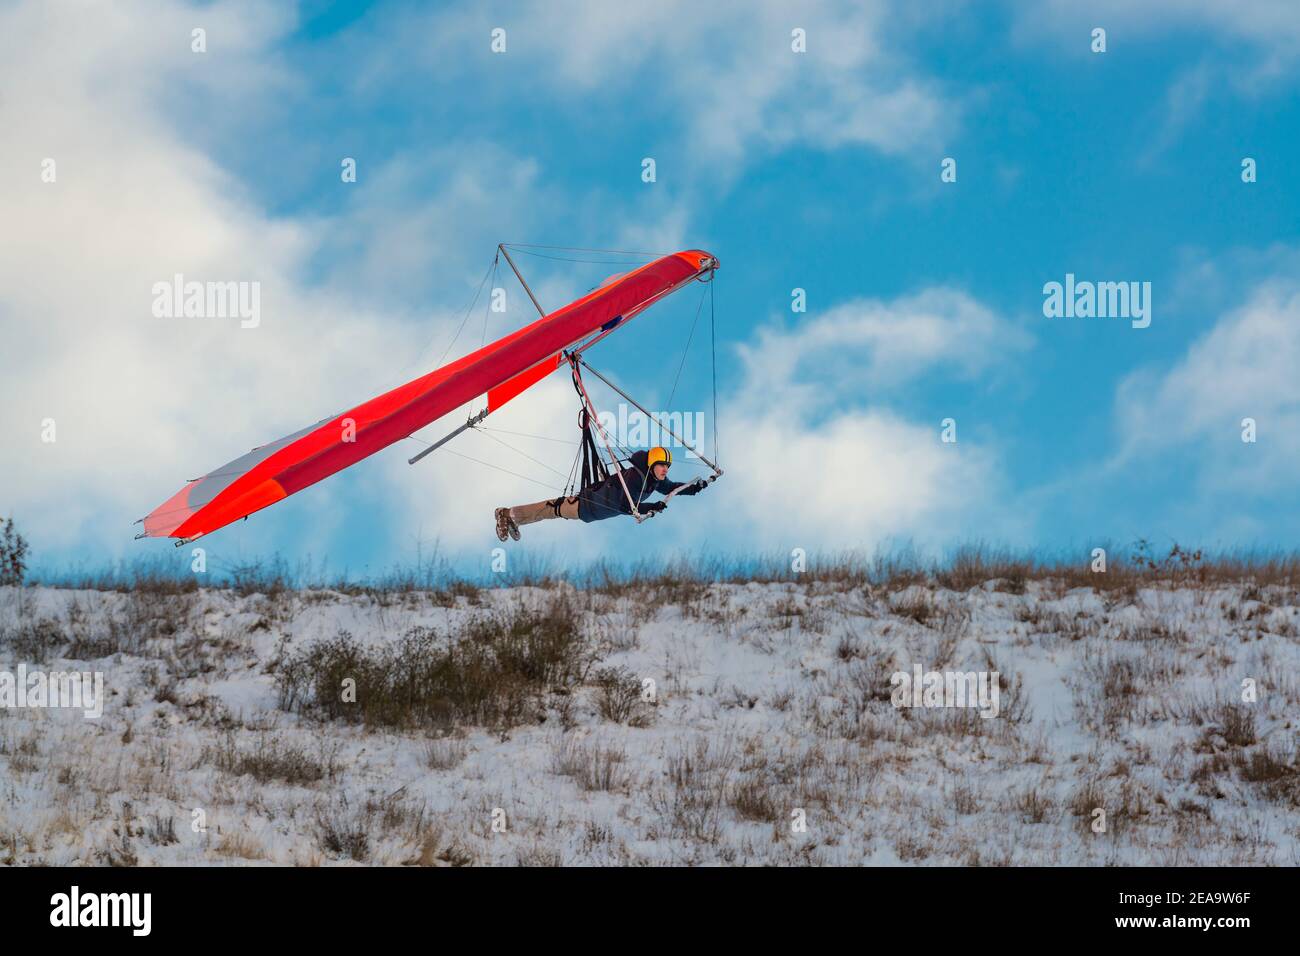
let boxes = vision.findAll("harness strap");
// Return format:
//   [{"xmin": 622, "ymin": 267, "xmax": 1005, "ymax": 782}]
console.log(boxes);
[{"xmin": 567, "ymin": 355, "xmax": 642, "ymax": 519}]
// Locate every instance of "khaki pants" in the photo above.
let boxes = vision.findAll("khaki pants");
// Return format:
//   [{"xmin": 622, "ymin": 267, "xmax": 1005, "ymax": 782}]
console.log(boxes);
[{"xmin": 510, "ymin": 496, "xmax": 580, "ymax": 525}]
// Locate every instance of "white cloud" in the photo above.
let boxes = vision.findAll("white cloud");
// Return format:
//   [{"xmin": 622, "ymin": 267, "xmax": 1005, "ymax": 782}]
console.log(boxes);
[
  {"xmin": 736, "ymin": 288, "xmax": 1032, "ymax": 406},
  {"xmin": 710, "ymin": 290, "xmax": 1028, "ymax": 550},
  {"xmin": 1011, "ymin": 0, "xmax": 1300, "ymax": 149},
  {"xmin": 1012, "ymin": 0, "xmax": 1300, "ymax": 55},
  {"xmin": 1114, "ymin": 280, "xmax": 1300, "ymax": 494},
  {"xmin": 315, "ymin": 144, "xmax": 553, "ymax": 309},
  {"xmin": 715, "ymin": 406, "xmax": 1009, "ymax": 549},
  {"xmin": 0, "ymin": 1, "xmax": 568, "ymax": 561},
  {"xmin": 370, "ymin": 0, "xmax": 958, "ymax": 173}
]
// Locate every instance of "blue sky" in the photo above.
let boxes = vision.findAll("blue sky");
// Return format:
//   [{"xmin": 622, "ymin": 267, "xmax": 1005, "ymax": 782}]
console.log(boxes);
[{"xmin": 4, "ymin": 0, "xmax": 1300, "ymax": 580}]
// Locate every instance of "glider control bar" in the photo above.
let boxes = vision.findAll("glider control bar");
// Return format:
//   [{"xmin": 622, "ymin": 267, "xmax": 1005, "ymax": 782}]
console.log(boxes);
[{"xmin": 568, "ymin": 352, "xmax": 724, "ymax": 479}]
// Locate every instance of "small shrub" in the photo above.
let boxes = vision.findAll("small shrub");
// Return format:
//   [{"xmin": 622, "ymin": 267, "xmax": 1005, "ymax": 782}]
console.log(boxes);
[
  {"xmin": 0, "ymin": 517, "xmax": 29, "ymax": 586},
  {"xmin": 952, "ymin": 785, "xmax": 981, "ymax": 816},
  {"xmin": 593, "ymin": 666, "xmax": 652, "ymax": 726},
  {"xmin": 423, "ymin": 736, "xmax": 468, "ymax": 770},
  {"xmin": 315, "ymin": 797, "xmax": 371, "ymax": 862},
  {"xmin": 2, "ymin": 618, "xmax": 64, "ymax": 663},
  {"xmin": 1014, "ymin": 786, "xmax": 1051, "ymax": 824},
  {"xmin": 890, "ymin": 589, "xmax": 934, "ymax": 625},
  {"xmin": 147, "ymin": 814, "xmax": 179, "ymax": 846},
  {"xmin": 1220, "ymin": 704, "xmax": 1257, "ymax": 748},
  {"xmin": 729, "ymin": 776, "xmax": 779, "ymax": 821}
]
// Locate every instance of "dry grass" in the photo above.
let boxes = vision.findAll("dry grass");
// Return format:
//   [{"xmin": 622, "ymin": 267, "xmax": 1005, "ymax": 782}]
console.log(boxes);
[
  {"xmin": 206, "ymin": 733, "xmax": 339, "ymax": 786},
  {"xmin": 423, "ymin": 735, "xmax": 469, "ymax": 771},
  {"xmin": 27, "ymin": 539, "xmax": 1300, "ymax": 601},
  {"xmin": 1236, "ymin": 745, "xmax": 1300, "ymax": 806},
  {"xmin": 551, "ymin": 736, "xmax": 628, "ymax": 792},
  {"xmin": 890, "ymin": 589, "xmax": 936, "ymax": 625},
  {"xmin": 275, "ymin": 593, "xmax": 591, "ymax": 732},
  {"xmin": 214, "ymin": 831, "xmax": 265, "ymax": 860},
  {"xmin": 312, "ymin": 791, "xmax": 440, "ymax": 863},
  {"xmin": 651, "ymin": 737, "xmax": 737, "ymax": 844}
]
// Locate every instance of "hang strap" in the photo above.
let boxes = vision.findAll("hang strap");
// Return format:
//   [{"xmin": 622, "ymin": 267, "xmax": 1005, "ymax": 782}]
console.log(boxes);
[
  {"xmin": 568, "ymin": 356, "xmax": 643, "ymax": 518},
  {"xmin": 577, "ymin": 406, "xmax": 609, "ymax": 491}
]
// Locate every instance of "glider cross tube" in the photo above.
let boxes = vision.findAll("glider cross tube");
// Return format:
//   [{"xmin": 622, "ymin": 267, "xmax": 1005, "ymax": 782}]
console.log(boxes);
[
  {"xmin": 139, "ymin": 249, "xmax": 718, "ymax": 542},
  {"xmin": 407, "ymin": 408, "xmax": 490, "ymax": 466}
]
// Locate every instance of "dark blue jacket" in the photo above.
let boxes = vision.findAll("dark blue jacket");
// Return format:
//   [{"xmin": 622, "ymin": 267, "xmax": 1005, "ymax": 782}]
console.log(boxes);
[{"xmin": 577, "ymin": 450, "xmax": 702, "ymax": 522}]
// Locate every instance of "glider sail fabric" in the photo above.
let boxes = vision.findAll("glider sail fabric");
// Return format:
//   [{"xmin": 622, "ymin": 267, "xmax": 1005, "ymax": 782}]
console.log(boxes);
[
  {"xmin": 485, "ymin": 352, "xmax": 564, "ymax": 413},
  {"xmin": 140, "ymin": 249, "xmax": 718, "ymax": 542}
]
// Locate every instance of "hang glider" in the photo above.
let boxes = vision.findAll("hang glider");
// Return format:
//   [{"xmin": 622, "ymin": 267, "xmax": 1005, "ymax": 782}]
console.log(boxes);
[{"xmin": 138, "ymin": 245, "xmax": 721, "ymax": 545}]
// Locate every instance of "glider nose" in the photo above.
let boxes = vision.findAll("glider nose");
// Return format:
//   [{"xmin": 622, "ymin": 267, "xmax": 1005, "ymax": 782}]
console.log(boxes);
[{"xmin": 679, "ymin": 250, "xmax": 719, "ymax": 274}]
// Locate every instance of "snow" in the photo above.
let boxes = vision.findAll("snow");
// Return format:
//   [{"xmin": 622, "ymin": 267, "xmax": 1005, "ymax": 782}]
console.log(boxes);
[{"xmin": 0, "ymin": 578, "xmax": 1296, "ymax": 866}]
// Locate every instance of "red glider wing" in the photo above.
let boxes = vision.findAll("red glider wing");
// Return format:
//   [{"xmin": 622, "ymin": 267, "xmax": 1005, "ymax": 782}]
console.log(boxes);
[{"xmin": 141, "ymin": 249, "xmax": 716, "ymax": 541}]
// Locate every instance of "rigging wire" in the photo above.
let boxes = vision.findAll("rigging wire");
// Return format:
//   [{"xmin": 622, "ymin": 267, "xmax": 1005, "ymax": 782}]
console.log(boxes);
[
  {"xmin": 564, "ymin": 433, "xmax": 582, "ymax": 497},
  {"xmin": 665, "ymin": 280, "xmax": 709, "ymax": 412},
  {"xmin": 468, "ymin": 425, "xmax": 573, "ymax": 481},
  {"xmin": 435, "ymin": 252, "xmax": 497, "ymax": 368},
  {"xmin": 436, "ymin": 446, "xmax": 566, "ymax": 494},
  {"xmin": 479, "ymin": 254, "xmax": 499, "ymax": 348},
  {"xmin": 375, "ymin": 253, "xmax": 498, "ymax": 399},
  {"xmin": 476, "ymin": 425, "xmax": 580, "ymax": 445},
  {"xmin": 500, "ymin": 250, "xmax": 654, "ymax": 266},
  {"xmin": 405, "ymin": 438, "xmax": 637, "ymax": 521},
  {"xmin": 710, "ymin": 273, "xmax": 719, "ymax": 464},
  {"xmin": 499, "ymin": 242, "xmax": 665, "ymax": 267},
  {"xmin": 501, "ymin": 242, "xmax": 668, "ymax": 257}
]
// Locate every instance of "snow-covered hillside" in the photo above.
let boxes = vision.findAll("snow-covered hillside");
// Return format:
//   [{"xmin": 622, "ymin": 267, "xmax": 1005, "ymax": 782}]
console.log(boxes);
[{"xmin": 0, "ymin": 578, "xmax": 1296, "ymax": 865}]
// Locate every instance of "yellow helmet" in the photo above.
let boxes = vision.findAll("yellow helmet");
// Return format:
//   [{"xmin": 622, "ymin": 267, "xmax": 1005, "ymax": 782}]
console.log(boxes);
[{"xmin": 647, "ymin": 446, "xmax": 672, "ymax": 470}]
